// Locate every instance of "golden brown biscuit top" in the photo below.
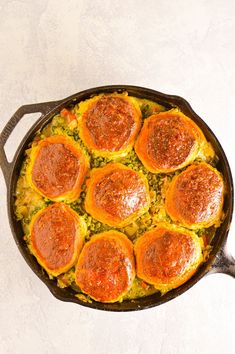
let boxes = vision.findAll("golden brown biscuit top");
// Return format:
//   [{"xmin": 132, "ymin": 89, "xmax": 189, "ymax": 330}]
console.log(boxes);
[
  {"xmin": 93, "ymin": 167, "xmax": 147, "ymax": 219},
  {"xmin": 167, "ymin": 163, "xmax": 224, "ymax": 226},
  {"xmin": 147, "ymin": 115, "xmax": 195, "ymax": 169},
  {"xmin": 86, "ymin": 97, "xmax": 135, "ymax": 151},
  {"xmin": 85, "ymin": 163, "xmax": 150, "ymax": 227},
  {"xmin": 135, "ymin": 110, "xmax": 205, "ymax": 173},
  {"xmin": 31, "ymin": 203, "xmax": 77, "ymax": 271},
  {"xmin": 79, "ymin": 95, "xmax": 141, "ymax": 157},
  {"xmin": 134, "ymin": 224, "xmax": 203, "ymax": 291},
  {"xmin": 32, "ymin": 142, "xmax": 80, "ymax": 198},
  {"xmin": 29, "ymin": 136, "xmax": 89, "ymax": 202},
  {"xmin": 75, "ymin": 231, "xmax": 135, "ymax": 302},
  {"xmin": 137, "ymin": 229, "xmax": 196, "ymax": 281}
]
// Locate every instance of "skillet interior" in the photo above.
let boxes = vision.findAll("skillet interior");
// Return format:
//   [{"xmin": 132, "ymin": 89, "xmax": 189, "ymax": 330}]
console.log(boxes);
[{"xmin": 7, "ymin": 85, "xmax": 233, "ymax": 311}]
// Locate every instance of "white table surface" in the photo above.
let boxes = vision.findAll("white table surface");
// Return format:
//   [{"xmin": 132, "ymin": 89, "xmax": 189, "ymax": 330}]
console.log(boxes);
[{"xmin": 1, "ymin": 1, "xmax": 235, "ymax": 353}]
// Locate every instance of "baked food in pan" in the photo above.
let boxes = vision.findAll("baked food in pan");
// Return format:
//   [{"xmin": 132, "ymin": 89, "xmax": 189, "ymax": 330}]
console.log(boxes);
[{"xmin": 15, "ymin": 91, "xmax": 224, "ymax": 303}]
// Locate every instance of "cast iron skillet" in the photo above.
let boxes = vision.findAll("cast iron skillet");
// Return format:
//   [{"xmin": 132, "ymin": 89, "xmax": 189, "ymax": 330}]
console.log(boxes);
[{"xmin": 0, "ymin": 85, "xmax": 234, "ymax": 311}]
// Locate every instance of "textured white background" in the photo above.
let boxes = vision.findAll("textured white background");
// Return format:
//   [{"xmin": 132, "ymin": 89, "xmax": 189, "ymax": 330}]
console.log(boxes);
[{"xmin": 1, "ymin": 1, "xmax": 235, "ymax": 353}]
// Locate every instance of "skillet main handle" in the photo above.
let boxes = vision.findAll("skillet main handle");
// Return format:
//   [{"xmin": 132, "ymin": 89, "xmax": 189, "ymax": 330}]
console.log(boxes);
[
  {"xmin": 0, "ymin": 100, "xmax": 61, "ymax": 183},
  {"xmin": 209, "ymin": 245, "xmax": 235, "ymax": 278}
]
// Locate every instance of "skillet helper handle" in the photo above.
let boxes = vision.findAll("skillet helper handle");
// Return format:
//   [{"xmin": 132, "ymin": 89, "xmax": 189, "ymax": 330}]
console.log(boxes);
[
  {"xmin": 210, "ymin": 245, "xmax": 235, "ymax": 278},
  {"xmin": 0, "ymin": 100, "xmax": 61, "ymax": 183}
]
